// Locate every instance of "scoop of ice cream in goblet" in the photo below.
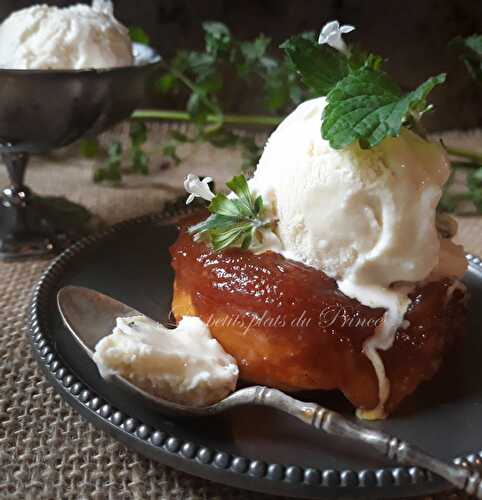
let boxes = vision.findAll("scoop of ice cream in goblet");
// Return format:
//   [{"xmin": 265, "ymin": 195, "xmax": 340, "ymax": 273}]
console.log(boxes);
[{"xmin": 0, "ymin": 1, "xmax": 161, "ymax": 260}]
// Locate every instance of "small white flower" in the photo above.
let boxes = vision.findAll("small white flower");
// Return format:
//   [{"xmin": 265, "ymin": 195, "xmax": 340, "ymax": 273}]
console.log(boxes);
[
  {"xmin": 318, "ymin": 20, "xmax": 355, "ymax": 54},
  {"xmin": 184, "ymin": 174, "xmax": 215, "ymax": 205}
]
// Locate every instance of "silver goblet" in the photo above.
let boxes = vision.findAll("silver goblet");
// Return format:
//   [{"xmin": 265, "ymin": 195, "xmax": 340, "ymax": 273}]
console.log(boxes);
[{"xmin": 0, "ymin": 44, "xmax": 161, "ymax": 260}]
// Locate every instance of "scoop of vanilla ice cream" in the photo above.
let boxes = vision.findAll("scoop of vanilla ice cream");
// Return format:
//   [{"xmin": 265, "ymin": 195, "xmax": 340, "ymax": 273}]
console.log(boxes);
[
  {"xmin": 0, "ymin": 2, "xmax": 133, "ymax": 70},
  {"xmin": 251, "ymin": 97, "xmax": 453, "ymax": 291},
  {"xmin": 250, "ymin": 96, "xmax": 466, "ymax": 418},
  {"xmin": 93, "ymin": 315, "xmax": 239, "ymax": 407}
]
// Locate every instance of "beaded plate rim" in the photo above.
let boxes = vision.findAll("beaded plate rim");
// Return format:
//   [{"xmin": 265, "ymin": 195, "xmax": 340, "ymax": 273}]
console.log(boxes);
[{"xmin": 27, "ymin": 200, "xmax": 482, "ymax": 499}]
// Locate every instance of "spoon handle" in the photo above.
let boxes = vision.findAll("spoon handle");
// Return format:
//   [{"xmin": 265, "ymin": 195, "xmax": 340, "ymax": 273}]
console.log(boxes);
[{"xmin": 253, "ymin": 386, "xmax": 482, "ymax": 497}]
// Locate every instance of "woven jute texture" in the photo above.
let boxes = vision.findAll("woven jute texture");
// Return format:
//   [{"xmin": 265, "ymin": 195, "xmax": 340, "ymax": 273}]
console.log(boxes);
[{"xmin": 0, "ymin": 126, "xmax": 481, "ymax": 500}]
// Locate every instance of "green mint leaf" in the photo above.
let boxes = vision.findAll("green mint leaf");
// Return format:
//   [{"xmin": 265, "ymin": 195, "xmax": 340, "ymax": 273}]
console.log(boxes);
[
  {"xmin": 94, "ymin": 142, "xmax": 122, "ymax": 183},
  {"xmin": 157, "ymin": 73, "xmax": 176, "ymax": 94},
  {"xmin": 259, "ymin": 55, "xmax": 278, "ymax": 72},
  {"xmin": 188, "ymin": 214, "xmax": 233, "ymax": 235},
  {"xmin": 203, "ymin": 21, "xmax": 231, "ymax": 58},
  {"xmin": 129, "ymin": 122, "xmax": 149, "ymax": 174},
  {"xmin": 130, "ymin": 148, "xmax": 149, "ymax": 175},
  {"xmin": 241, "ymin": 232, "xmax": 253, "ymax": 250},
  {"xmin": 129, "ymin": 121, "xmax": 148, "ymax": 148},
  {"xmin": 263, "ymin": 77, "xmax": 290, "ymax": 112},
  {"xmin": 225, "ymin": 174, "xmax": 254, "ymax": 211},
  {"xmin": 210, "ymin": 222, "xmax": 253, "ymax": 251},
  {"xmin": 170, "ymin": 50, "xmax": 190, "ymax": 73},
  {"xmin": 208, "ymin": 193, "xmax": 242, "ymax": 218},
  {"xmin": 254, "ymin": 195, "xmax": 263, "ymax": 215},
  {"xmin": 322, "ymin": 68, "xmax": 445, "ymax": 149},
  {"xmin": 189, "ymin": 175, "xmax": 268, "ymax": 251},
  {"xmin": 363, "ymin": 53, "xmax": 384, "ymax": 71},
  {"xmin": 108, "ymin": 142, "xmax": 122, "ymax": 161},
  {"xmin": 281, "ymin": 34, "xmax": 349, "ymax": 95},
  {"xmin": 450, "ymin": 35, "xmax": 482, "ymax": 82},
  {"xmin": 129, "ymin": 26, "xmax": 150, "ymax": 46},
  {"xmin": 240, "ymin": 35, "xmax": 271, "ymax": 63},
  {"xmin": 187, "ymin": 92, "xmax": 211, "ymax": 125},
  {"xmin": 186, "ymin": 52, "xmax": 216, "ymax": 79},
  {"xmin": 289, "ymin": 84, "xmax": 303, "ymax": 105},
  {"xmin": 230, "ymin": 198, "xmax": 254, "ymax": 218},
  {"xmin": 190, "ymin": 215, "xmax": 253, "ymax": 251},
  {"xmin": 348, "ymin": 46, "xmax": 384, "ymax": 71},
  {"xmin": 197, "ymin": 71, "xmax": 223, "ymax": 94}
]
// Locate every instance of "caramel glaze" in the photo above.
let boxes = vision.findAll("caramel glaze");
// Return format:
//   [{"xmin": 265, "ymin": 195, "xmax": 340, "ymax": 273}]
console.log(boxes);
[{"xmin": 170, "ymin": 213, "xmax": 468, "ymax": 415}]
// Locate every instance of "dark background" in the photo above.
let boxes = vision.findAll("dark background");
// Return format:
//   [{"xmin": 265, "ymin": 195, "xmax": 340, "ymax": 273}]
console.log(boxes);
[{"xmin": 2, "ymin": 0, "xmax": 482, "ymax": 131}]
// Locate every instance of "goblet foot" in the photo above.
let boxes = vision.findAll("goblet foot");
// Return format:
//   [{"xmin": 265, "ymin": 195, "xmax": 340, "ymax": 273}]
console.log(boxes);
[
  {"xmin": 0, "ymin": 228, "xmax": 55, "ymax": 261},
  {"xmin": 0, "ymin": 152, "xmax": 102, "ymax": 261},
  {"xmin": 0, "ymin": 194, "xmax": 101, "ymax": 261}
]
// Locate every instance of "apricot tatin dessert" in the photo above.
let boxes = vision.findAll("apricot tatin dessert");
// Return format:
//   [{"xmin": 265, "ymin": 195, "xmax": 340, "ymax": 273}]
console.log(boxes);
[
  {"xmin": 170, "ymin": 24, "xmax": 469, "ymax": 419},
  {"xmin": 171, "ymin": 213, "xmax": 467, "ymax": 418}
]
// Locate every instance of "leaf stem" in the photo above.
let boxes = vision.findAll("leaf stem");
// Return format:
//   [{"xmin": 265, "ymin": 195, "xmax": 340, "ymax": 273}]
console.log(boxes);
[
  {"xmin": 131, "ymin": 109, "xmax": 282, "ymax": 127},
  {"xmin": 446, "ymin": 146, "xmax": 482, "ymax": 163},
  {"xmin": 167, "ymin": 66, "xmax": 221, "ymax": 116}
]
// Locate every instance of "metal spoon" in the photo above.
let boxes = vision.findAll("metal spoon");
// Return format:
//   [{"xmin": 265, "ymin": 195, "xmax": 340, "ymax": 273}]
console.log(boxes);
[{"xmin": 57, "ymin": 285, "xmax": 482, "ymax": 498}]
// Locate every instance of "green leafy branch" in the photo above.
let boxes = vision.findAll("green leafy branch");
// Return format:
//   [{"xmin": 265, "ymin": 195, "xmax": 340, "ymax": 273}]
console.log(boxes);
[
  {"xmin": 85, "ymin": 121, "xmax": 150, "ymax": 183},
  {"xmin": 282, "ymin": 33, "xmax": 445, "ymax": 149},
  {"xmin": 440, "ymin": 147, "xmax": 482, "ymax": 215},
  {"xmin": 189, "ymin": 175, "xmax": 268, "ymax": 251},
  {"xmin": 83, "ymin": 22, "xmax": 313, "ymax": 183},
  {"xmin": 84, "ymin": 24, "xmax": 482, "ymax": 217},
  {"xmin": 439, "ymin": 158, "xmax": 482, "ymax": 215},
  {"xmin": 158, "ymin": 22, "xmax": 313, "ymax": 173},
  {"xmin": 440, "ymin": 34, "xmax": 482, "ymax": 214}
]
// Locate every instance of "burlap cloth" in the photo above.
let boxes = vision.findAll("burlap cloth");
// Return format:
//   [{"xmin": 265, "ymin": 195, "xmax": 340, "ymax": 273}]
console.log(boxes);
[{"xmin": 0, "ymin": 126, "xmax": 481, "ymax": 500}]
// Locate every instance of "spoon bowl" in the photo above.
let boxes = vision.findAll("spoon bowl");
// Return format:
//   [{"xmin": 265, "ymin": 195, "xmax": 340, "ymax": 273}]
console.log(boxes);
[{"xmin": 57, "ymin": 285, "xmax": 259, "ymax": 417}]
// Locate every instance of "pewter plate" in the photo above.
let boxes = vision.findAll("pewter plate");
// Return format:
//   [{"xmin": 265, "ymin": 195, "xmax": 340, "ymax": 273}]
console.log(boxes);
[{"xmin": 28, "ymin": 203, "xmax": 482, "ymax": 499}]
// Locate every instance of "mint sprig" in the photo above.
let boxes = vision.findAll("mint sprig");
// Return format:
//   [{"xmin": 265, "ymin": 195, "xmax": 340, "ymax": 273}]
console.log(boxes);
[
  {"xmin": 282, "ymin": 34, "xmax": 445, "ymax": 150},
  {"xmin": 129, "ymin": 121, "xmax": 149, "ymax": 174},
  {"xmin": 93, "ymin": 142, "xmax": 122, "ymax": 183},
  {"xmin": 189, "ymin": 175, "xmax": 266, "ymax": 251},
  {"xmin": 322, "ymin": 68, "xmax": 445, "ymax": 149},
  {"xmin": 440, "ymin": 162, "xmax": 482, "ymax": 215},
  {"xmin": 281, "ymin": 35, "xmax": 349, "ymax": 95}
]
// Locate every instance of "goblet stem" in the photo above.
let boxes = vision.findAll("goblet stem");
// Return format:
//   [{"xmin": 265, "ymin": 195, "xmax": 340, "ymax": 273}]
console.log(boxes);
[
  {"xmin": 0, "ymin": 152, "xmax": 54, "ymax": 260},
  {"xmin": 1, "ymin": 153, "xmax": 32, "ymax": 242},
  {"xmin": 1, "ymin": 152, "xmax": 31, "ymax": 209},
  {"xmin": 0, "ymin": 152, "xmax": 100, "ymax": 261}
]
